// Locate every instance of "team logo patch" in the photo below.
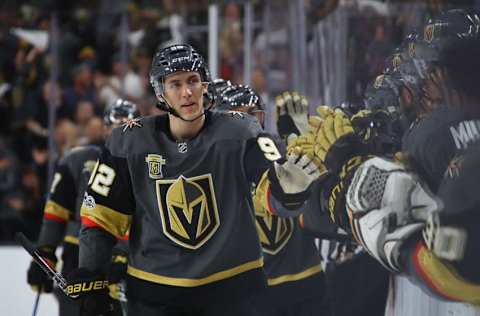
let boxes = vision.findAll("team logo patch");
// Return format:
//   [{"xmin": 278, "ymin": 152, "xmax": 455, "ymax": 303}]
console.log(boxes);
[
  {"xmin": 408, "ymin": 42, "xmax": 416, "ymax": 58},
  {"xmin": 424, "ymin": 24, "xmax": 435, "ymax": 43},
  {"xmin": 156, "ymin": 174, "xmax": 220, "ymax": 249},
  {"xmin": 255, "ymin": 209, "xmax": 293, "ymax": 255},
  {"xmin": 145, "ymin": 154, "xmax": 166, "ymax": 179},
  {"xmin": 373, "ymin": 75, "xmax": 385, "ymax": 89},
  {"xmin": 445, "ymin": 155, "xmax": 464, "ymax": 179},
  {"xmin": 392, "ymin": 54, "xmax": 402, "ymax": 70}
]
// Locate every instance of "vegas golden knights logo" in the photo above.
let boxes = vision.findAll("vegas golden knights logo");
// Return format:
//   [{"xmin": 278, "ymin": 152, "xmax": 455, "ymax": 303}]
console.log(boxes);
[
  {"xmin": 146, "ymin": 154, "xmax": 166, "ymax": 179},
  {"xmin": 408, "ymin": 42, "xmax": 416, "ymax": 58},
  {"xmin": 255, "ymin": 209, "xmax": 293, "ymax": 255},
  {"xmin": 373, "ymin": 75, "xmax": 385, "ymax": 89},
  {"xmin": 424, "ymin": 24, "xmax": 434, "ymax": 43},
  {"xmin": 392, "ymin": 54, "xmax": 401, "ymax": 71},
  {"xmin": 156, "ymin": 174, "xmax": 220, "ymax": 249}
]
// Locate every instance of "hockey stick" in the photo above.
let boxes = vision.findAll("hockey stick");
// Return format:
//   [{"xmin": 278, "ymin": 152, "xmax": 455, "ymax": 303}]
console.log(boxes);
[
  {"xmin": 15, "ymin": 232, "xmax": 78, "ymax": 299},
  {"xmin": 32, "ymin": 290, "xmax": 40, "ymax": 316}
]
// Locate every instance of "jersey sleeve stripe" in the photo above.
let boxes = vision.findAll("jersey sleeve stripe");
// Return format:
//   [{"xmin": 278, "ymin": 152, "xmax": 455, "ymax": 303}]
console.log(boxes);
[
  {"xmin": 80, "ymin": 203, "xmax": 132, "ymax": 239},
  {"xmin": 411, "ymin": 242, "xmax": 480, "ymax": 304},
  {"xmin": 43, "ymin": 200, "xmax": 71, "ymax": 221}
]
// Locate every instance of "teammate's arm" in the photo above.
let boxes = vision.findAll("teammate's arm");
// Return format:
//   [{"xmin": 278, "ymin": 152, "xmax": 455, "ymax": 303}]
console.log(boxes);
[{"xmin": 79, "ymin": 148, "xmax": 134, "ymax": 272}]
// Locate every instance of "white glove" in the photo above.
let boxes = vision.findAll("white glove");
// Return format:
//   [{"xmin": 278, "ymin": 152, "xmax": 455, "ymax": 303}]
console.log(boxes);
[
  {"xmin": 274, "ymin": 153, "xmax": 322, "ymax": 194},
  {"xmin": 346, "ymin": 157, "xmax": 439, "ymax": 272},
  {"xmin": 276, "ymin": 92, "xmax": 309, "ymax": 135}
]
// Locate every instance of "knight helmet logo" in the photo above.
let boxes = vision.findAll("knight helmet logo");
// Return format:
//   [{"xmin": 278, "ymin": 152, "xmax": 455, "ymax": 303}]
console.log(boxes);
[
  {"xmin": 255, "ymin": 208, "xmax": 293, "ymax": 255},
  {"xmin": 156, "ymin": 174, "xmax": 220, "ymax": 249}
]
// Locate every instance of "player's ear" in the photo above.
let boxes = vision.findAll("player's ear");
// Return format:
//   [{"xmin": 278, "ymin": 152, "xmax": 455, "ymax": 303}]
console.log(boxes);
[{"xmin": 202, "ymin": 82, "xmax": 209, "ymax": 94}]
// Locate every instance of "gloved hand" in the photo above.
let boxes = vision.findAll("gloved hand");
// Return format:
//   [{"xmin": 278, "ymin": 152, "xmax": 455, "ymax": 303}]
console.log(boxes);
[
  {"xmin": 346, "ymin": 157, "xmax": 438, "ymax": 272},
  {"xmin": 107, "ymin": 250, "xmax": 127, "ymax": 302},
  {"xmin": 287, "ymin": 133, "xmax": 327, "ymax": 174},
  {"xmin": 312, "ymin": 106, "xmax": 365, "ymax": 173},
  {"xmin": 27, "ymin": 247, "xmax": 57, "ymax": 293},
  {"xmin": 276, "ymin": 91, "xmax": 310, "ymax": 138},
  {"xmin": 66, "ymin": 268, "xmax": 116, "ymax": 316},
  {"xmin": 272, "ymin": 153, "xmax": 322, "ymax": 195}
]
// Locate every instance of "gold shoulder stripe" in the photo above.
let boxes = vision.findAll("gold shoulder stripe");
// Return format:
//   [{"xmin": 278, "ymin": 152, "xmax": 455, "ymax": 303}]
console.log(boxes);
[
  {"xmin": 44, "ymin": 200, "xmax": 71, "ymax": 221},
  {"xmin": 415, "ymin": 244, "xmax": 480, "ymax": 305},
  {"xmin": 267, "ymin": 264, "xmax": 322, "ymax": 286},
  {"xmin": 81, "ymin": 203, "xmax": 131, "ymax": 239},
  {"xmin": 64, "ymin": 235, "xmax": 79, "ymax": 245},
  {"xmin": 127, "ymin": 258, "xmax": 263, "ymax": 287}
]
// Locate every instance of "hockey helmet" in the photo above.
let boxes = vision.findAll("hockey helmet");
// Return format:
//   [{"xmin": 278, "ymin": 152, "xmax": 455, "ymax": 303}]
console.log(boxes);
[{"xmin": 104, "ymin": 98, "xmax": 140, "ymax": 126}]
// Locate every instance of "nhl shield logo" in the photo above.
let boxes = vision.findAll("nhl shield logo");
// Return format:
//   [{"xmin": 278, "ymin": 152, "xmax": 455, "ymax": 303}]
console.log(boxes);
[
  {"xmin": 146, "ymin": 154, "xmax": 166, "ymax": 179},
  {"xmin": 177, "ymin": 142, "xmax": 188, "ymax": 153}
]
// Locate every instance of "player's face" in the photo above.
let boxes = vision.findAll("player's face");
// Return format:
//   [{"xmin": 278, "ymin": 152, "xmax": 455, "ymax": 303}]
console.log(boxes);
[{"xmin": 162, "ymin": 71, "xmax": 208, "ymax": 120}]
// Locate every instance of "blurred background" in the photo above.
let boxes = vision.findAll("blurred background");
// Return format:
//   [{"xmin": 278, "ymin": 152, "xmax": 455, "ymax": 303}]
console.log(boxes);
[
  {"xmin": 1, "ymin": 1, "xmax": 480, "ymax": 315},
  {"xmin": 0, "ymin": 0, "xmax": 477, "ymax": 247}
]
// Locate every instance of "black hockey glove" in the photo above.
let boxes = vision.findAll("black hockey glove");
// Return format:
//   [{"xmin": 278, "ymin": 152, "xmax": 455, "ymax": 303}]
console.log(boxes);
[
  {"xmin": 27, "ymin": 247, "xmax": 57, "ymax": 293},
  {"xmin": 67, "ymin": 268, "xmax": 117, "ymax": 316}
]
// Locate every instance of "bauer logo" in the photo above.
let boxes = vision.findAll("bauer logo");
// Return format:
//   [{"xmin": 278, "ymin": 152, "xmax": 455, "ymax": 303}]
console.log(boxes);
[{"xmin": 146, "ymin": 154, "xmax": 166, "ymax": 179}]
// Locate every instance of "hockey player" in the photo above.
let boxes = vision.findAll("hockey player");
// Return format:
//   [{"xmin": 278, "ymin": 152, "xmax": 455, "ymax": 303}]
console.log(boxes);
[
  {"xmin": 294, "ymin": 34, "xmax": 480, "ymax": 305},
  {"xmin": 70, "ymin": 44, "xmax": 322, "ymax": 316},
  {"xmin": 216, "ymin": 84, "xmax": 266, "ymax": 127},
  {"xmin": 26, "ymin": 99, "xmax": 139, "ymax": 315},
  {"xmin": 218, "ymin": 86, "xmax": 327, "ymax": 315}
]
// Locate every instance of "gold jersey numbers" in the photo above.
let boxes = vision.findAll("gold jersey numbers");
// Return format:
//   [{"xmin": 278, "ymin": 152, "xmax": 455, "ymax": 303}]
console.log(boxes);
[
  {"xmin": 89, "ymin": 162, "xmax": 116, "ymax": 197},
  {"xmin": 156, "ymin": 174, "xmax": 220, "ymax": 249},
  {"xmin": 255, "ymin": 208, "xmax": 294, "ymax": 255}
]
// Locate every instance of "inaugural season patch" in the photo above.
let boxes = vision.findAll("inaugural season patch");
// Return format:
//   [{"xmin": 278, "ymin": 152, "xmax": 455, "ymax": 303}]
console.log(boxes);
[
  {"xmin": 156, "ymin": 174, "xmax": 220, "ymax": 249},
  {"xmin": 146, "ymin": 154, "xmax": 166, "ymax": 179},
  {"xmin": 255, "ymin": 209, "xmax": 293, "ymax": 255}
]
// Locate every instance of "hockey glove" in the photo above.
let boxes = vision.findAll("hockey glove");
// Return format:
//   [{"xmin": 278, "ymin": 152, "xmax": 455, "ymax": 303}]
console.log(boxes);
[
  {"xmin": 66, "ymin": 268, "xmax": 116, "ymax": 316},
  {"xmin": 287, "ymin": 133, "xmax": 327, "ymax": 173},
  {"xmin": 313, "ymin": 106, "xmax": 366, "ymax": 174},
  {"xmin": 27, "ymin": 246, "xmax": 57, "ymax": 293},
  {"xmin": 276, "ymin": 91, "xmax": 309, "ymax": 138},
  {"xmin": 346, "ymin": 157, "xmax": 438, "ymax": 272},
  {"xmin": 107, "ymin": 249, "xmax": 128, "ymax": 302},
  {"xmin": 266, "ymin": 153, "xmax": 322, "ymax": 211}
]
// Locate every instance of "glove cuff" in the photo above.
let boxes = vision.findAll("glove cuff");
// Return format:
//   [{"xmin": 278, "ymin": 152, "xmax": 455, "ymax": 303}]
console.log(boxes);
[
  {"xmin": 324, "ymin": 134, "xmax": 368, "ymax": 174},
  {"xmin": 267, "ymin": 166, "xmax": 310, "ymax": 210}
]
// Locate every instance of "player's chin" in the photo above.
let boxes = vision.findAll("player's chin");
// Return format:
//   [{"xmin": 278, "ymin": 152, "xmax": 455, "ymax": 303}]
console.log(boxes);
[{"xmin": 180, "ymin": 105, "xmax": 203, "ymax": 119}]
